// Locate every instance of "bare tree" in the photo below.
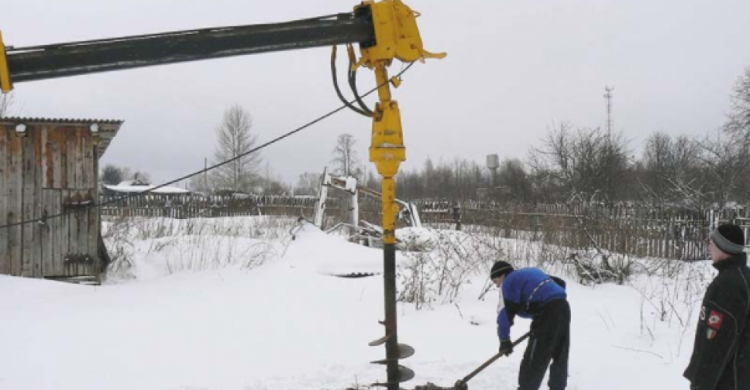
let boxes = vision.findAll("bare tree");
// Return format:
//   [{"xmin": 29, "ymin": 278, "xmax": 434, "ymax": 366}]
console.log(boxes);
[
  {"xmin": 130, "ymin": 170, "xmax": 152, "ymax": 184},
  {"xmin": 188, "ymin": 158, "xmax": 213, "ymax": 193},
  {"xmin": 497, "ymin": 158, "xmax": 533, "ymax": 202},
  {"xmin": 641, "ymin": 132, "xmax": 701, "ymax": 205},
  {"xmin": 212, "ymin": 105, "xmax": 260, "ymax": 192},
  {"xmin": 331, "ymin": 133, "xmax": 361, "ymax": 178},
  {"xmin": 365, "ymin": 169, "xmax": 380, "ymax": 191},
  {"xmin": 695, "ymin": 130, "xmax": 750, "ymax": 209},
  {"xmin": 296, "ymin": 172, "xmax": 321, "ymax": 196},
  {"xmin": 726, "ymin": 65, "xmax": 750, "ymax": 137},
  {"xmin": 529, "ymin": 123, "xmax": 631, "ymax": 202},
  {"xmin": 262, "ymin": 176, "xmax": 290, "ymax": 195},
  {"xmin": 100, "ymin": 164, "xmax": 125, "ymax": 185},
  {"xmin": 189, "ymin": 174, "xmax": 213, "ymax": 193}
]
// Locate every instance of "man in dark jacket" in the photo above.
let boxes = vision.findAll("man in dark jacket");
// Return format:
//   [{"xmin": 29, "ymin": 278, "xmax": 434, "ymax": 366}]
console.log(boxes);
[
  {"xmin": 685, "ymin": 224, "xmax": 750, "ymax": 390},
  {"xmin": 491, "ymin": 261, "xmax": 570, "ymax": 390}
]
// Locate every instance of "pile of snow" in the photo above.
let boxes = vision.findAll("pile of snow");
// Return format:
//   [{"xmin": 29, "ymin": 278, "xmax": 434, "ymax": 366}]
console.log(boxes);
[
  {"xmin": 397, "ymin": 227, "xmax": 439, "ymax": 251},
  {"xmin": 103, "ymin": 216, "xmax": 294, "ymax": 281},
  {"xmin": 0, "ymin": 217, "xmax": 715, "ymax": 390},
  {"xmin": 289, "ymin": 221, "xmax": 387, "ymax": 276}
]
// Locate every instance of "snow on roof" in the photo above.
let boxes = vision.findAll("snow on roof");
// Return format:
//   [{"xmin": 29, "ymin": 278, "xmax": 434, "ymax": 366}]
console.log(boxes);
[{"xmin": 0, "ymin": 116, "xmax": 124, "ymax": 125}]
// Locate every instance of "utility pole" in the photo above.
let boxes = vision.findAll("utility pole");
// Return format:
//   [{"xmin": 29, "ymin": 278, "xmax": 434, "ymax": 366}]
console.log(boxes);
[
  {"xmin": 604, "ymin": 86, "xmax": 614, "ymax": 134},
  {"xmin": 603, "ymin": 86, "xmax": 615, "ymax": 199}
]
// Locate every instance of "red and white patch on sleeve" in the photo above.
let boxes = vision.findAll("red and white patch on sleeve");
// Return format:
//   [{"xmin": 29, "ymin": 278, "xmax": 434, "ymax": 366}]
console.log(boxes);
[{"xmin": 708, "ymin": 311, "xmax": 724, "ymax": 330}]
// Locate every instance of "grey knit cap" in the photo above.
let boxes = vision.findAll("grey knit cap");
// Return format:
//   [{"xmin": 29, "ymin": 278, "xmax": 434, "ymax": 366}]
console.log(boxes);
[{"xmin": 710, "ymin": 229, "xmax": 746, "ymax": 255}]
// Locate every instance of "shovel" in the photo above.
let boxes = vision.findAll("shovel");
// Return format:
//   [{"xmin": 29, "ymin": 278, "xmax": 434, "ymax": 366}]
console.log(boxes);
[{"xmin": 453, "ymin": 332, "xmax": 531, "ymax": 390}]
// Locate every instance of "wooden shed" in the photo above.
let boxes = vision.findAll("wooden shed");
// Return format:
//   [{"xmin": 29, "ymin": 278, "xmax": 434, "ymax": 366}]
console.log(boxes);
[{"xmin": 0, "ymin": 117, "xmax": 122, "ymax": 280}]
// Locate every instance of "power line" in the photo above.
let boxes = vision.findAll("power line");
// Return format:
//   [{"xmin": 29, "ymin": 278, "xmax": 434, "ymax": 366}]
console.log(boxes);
[{"xmin": 0, "ymin": 61, "xmax": 415, "ymax": 231}]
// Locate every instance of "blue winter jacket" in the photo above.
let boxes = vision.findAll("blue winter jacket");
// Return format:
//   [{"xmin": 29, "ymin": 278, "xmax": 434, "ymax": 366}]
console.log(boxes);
[{"xmin": 497, "ymin": 268, "xmax": 567, "ymax": 340}]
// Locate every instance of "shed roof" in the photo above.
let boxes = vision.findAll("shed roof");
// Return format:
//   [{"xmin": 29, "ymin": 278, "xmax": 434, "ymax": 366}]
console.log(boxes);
[{"xmin": 0, "ymin": 116, "xmax": 124, "ymax": 158}]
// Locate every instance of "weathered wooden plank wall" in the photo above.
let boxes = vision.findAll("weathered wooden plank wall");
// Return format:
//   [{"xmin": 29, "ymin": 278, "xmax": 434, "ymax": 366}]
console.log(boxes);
[
  {"xmin": 0, "ymin": 128, "xmax": 8, "ymax": 274},
  {"xmin": 0, "ymin": 123, "xmax": 101, "ymax": 278}
]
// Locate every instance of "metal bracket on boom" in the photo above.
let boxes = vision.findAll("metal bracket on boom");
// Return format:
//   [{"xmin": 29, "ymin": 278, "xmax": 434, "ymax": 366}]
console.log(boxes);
[{"xmin": 353, "ymin": 0, "xmax": 446, "ymax": 70}]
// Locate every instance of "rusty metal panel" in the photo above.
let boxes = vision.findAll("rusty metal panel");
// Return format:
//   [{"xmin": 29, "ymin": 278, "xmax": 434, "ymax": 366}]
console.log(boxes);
[
  {"xmin": 41, "ymin": 125, "xmax": 54, "ymax": 188},
  {"xmin": 65, "ymin": 129, "xmax": 77, "ymax": 190},
  {"xmin": 52, "ymin": 128, "xmax": 63, "ymax": 188}
]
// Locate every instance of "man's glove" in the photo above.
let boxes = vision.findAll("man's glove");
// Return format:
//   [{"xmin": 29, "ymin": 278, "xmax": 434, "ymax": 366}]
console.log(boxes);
[{"xmin": 499, "ymin": 339, "xmax": 513, "ymax": 356}]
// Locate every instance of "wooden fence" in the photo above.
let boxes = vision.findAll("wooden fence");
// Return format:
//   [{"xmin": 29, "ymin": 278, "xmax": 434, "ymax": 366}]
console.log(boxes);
[
  {"xmin": 98, "ymin": 193, "xmax": 385, "ymax": 224},
  {"xmin": 99, "ymin": 194, "xmax": 750, "ymax": 260},
  {"xmin": 101, "ymin": 194, "xmax": 319, "ymax": 219},
  {"xmin": 414, "ymin": 201, "xmax": 750, "ymax": 261}
]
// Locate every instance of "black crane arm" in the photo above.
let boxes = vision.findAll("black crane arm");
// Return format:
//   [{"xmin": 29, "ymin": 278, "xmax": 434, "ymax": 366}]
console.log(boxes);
[{"xmin": 0, "ymin": 12, "xmax": 375, "ymax": 89}]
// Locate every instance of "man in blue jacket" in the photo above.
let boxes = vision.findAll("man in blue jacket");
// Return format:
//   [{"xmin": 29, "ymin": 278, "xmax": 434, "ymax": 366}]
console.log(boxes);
[{"xmin": 491, "ymin": 261, "xmax": 571, "ymax": 390}]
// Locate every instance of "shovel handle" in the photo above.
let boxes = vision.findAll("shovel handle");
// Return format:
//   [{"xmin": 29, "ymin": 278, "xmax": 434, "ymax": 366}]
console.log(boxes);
[{"xmin": 459, "ymin": 332, "xmax": 531, "ymax": 384}]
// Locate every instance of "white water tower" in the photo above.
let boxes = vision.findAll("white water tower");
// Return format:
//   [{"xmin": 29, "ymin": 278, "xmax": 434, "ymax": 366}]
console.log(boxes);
[{"xmin": 487, "ymin": 154, "xmax": 499, "ymax": 186}]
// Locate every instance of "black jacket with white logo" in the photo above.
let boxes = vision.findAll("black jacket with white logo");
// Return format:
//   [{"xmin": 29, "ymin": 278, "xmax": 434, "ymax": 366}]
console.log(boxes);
[{"xmin": 684, "ymin": 254, "xmax": 750, "ymax": 390}]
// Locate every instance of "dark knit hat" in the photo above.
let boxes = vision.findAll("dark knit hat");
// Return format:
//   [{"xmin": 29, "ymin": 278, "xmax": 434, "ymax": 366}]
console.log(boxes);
[
  {"xmin": 710, "ymin": 224, "xmax": 745, "ymax": 255},
  {"xmin": 490, "ymin": 261, "xmax": 514, "ymax": 279}
]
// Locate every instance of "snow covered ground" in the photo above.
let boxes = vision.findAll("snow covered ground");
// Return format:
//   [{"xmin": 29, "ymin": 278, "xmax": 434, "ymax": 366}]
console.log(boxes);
[{"xmin": 0, "ymin": 217, "xmax": 713, "ymax": 390}]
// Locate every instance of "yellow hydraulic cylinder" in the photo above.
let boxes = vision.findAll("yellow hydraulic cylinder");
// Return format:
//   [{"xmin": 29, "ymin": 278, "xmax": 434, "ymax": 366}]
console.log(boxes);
[
  {"xmin": 0, "ymin": 31, "xmax": 13, "ymax": 93},
  {"xmin": 369, "ymin": 63, "xmax": 405, "ymax": 244}
]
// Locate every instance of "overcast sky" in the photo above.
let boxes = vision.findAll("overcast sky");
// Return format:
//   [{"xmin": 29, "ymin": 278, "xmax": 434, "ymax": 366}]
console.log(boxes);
[{"xmin": 2, "ymin": 0, "xmax": 750, "ymax": 186}]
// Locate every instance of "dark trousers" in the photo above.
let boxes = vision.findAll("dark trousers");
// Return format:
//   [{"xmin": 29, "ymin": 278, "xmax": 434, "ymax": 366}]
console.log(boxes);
[{"xmin": 518, "ymin": 299, "xmax": 571, "ymax": 390}]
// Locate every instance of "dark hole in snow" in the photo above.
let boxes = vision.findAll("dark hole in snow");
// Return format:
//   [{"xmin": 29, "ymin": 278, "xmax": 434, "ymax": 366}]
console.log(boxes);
[
  {"xmin": 415, "ymin": 383, "xmax": 455, "ymax": 390},
  {"xmin": 323, "ymin": 384, "xmax": 454, "ymax": 390},
  {"xmin": 333, "ymin": 272, "xmax": 378, "ymax": 279}
]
